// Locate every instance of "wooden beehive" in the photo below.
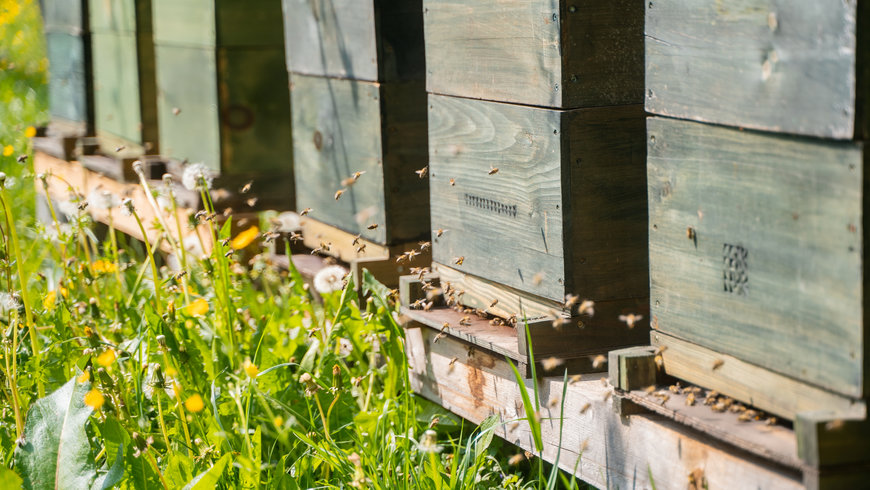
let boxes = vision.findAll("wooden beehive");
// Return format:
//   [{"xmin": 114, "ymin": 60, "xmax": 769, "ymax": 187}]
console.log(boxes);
[
  {"xmin": 290, "ymin": 74, "xmax": 428, "ymax": 245},
  {"xmin": 81, "ymin": 0, "xmax": 159, "ymax": 180},
  {"xmin": 151, "ymin": 0, "xmax": 294, "ymax": 208},
  {"xmin": 647, "ymin": 116, "xmax": 868, "ymax": 420},
  {"xmin": 645, "ymin": 0, "xmax": 869, "ymax": 140},
  {"xmin": 38, "ymin": 0, "xmax": 94, "ymax": 159},
  {"xmin": 428, "ymin": 94, "xmax": 649, "ymax": 340},
  {"xmin": 423, "ymin": 0, "xmax": 643, "ymax": 108},
  {"xmin": 281, "ymin": 0, "xmax": 424, "ymax": 82}
]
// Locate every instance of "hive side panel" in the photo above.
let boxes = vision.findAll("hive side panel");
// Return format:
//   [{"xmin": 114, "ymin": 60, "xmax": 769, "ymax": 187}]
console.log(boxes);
[
  {"xmin": 645, "ymin": 0, "xmax": 858, "ymax": 139},
  {"xmin": 648, "ymin": 116, "xmax": 864, "ymax": 398}
]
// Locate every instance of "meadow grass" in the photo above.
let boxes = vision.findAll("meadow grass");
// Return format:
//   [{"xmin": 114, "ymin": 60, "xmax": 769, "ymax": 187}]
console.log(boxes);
[{"xmin": 0, "ymin": 1, "xmax": 591, "ymax": 488}]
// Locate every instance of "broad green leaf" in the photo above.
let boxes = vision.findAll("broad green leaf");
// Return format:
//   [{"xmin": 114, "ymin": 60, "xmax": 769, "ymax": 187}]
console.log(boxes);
[
  {"xmin": 100, "ymin": 417, "xmax": 158, "ymax": 490},
  {"xmin": 14, "ymin": 376, "xmax": 97, "ymax": 490},
  {"xmin": 183, "ymin": 453, "xmax": 230, "ymax": 490},
  {"xmin": 473, "ymin": 415, "xmax": 498, "ymax": 464},
  {"xmin": 0, "ymin": 467, "xmax": 23, "ymax": 487},
  {"xmin": 92, "ymin": 443, "xmax": 125, "ymax": 490}
]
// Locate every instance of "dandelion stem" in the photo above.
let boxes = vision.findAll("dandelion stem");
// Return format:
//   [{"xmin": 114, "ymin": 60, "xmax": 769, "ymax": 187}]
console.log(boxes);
[{"xmin": 130, "ymin": 208, "xmax": 163, "ymax": 315}]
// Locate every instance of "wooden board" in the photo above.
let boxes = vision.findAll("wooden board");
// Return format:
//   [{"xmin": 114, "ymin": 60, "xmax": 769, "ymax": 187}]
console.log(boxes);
[
  {"xmin": 645, "ymin": 0, "xmax": 868, "ymax": 140},
  {"xmin": 281, "ymin": 0, "xmax": 424, "ymax": 82},
  {"xmin": 652, "ymin": 331, "xmax": 866, "ymax": 422},
  {"xmin": 405, "ymin": 325, "xmax": 805, "ymax": 490},
  {"xmin": 45, "ymin": 30, "xmax": 92, "ymax": 128},
  {"xmin": 429, "ymin": 95, "xmax": 647, "ymax": 303},
  {"xmin": 423, "ymin": 0, "xmax": 643, "ymax": 108},
  {"xmin": 152, "ymin": 0, "xmax": 285, "ymax": 48},
  {"xmin": 648, "ymin": 116, "xmax": 866, "ymax": 399},
  {"xmin": 291, "ymin": 74, "xmax": 428, "ymax": 245},
  {"xmin": 42, "ymin": 0, "xmax": 85, "ymax": 31}
]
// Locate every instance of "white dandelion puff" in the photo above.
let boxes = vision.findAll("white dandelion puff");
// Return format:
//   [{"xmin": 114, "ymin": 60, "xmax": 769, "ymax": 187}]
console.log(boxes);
[
  {"xmin": 271, "ymin": 211, "xmax": 302, "ymax": 233},
  {"xmin": 338, "ymin": 337, "xmax": 353, "ymax": 357},
  {"xmin": 57, "ymin": 199, "xmax": 79, "ymax": 219},
  {"xmin": 88, "ymin": 188, "xmax": 121, "ymax": 211},
  {"xmin": 182, "ymin": 163, "xmax": 215, "ymax": 191},
  {"xmin": 313, "ymin": 265, "xmax": 348, "ymax": 294},
  {"xmin": 121, "ymin": 198, "xmax": 135, "ymax": 217},
  {"xmin": 416, "ymin": 430, "xmax": 443, "ymax": 454},
  {"xmin": 0, "ymin": 292, "xmax": 21, "ymax": 314}
]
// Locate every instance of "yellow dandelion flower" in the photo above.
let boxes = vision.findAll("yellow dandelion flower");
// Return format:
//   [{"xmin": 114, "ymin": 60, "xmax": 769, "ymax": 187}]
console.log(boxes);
[
  {"xmin": 230, "ymin": 226, "xmax": 259, "ymax": 250},
  {"xmin": 273, "ymin": 415, "xmax": 284, "ymax": 428},
  {"xmin": 25, "ymin": 126, "xmax": 36, "ymax": 138},
  {"xmin": 43, "ymin": 290, "xmax": 57, "ymax": 310},
  {"xmin": 84, "ymin": 389, "xmax": 105, "ymax": 410},
  {"xmin": 3, "ymin": 145, "xmax": 13, "ymax": 157},
  {"xmin": 184, "ymin": 393, "xmax": 205, "ymax": 413},
  {"xmin": 165, "ymin": 366, "xmax": 178, "ymax": 377},
  {"xmin": 97, "ymin": 349, "xmax": 116, "ymax": 367},
  {"xmin": 60, "ymin": 287, "xmax": 69, "ymax": 298},
  {"xmin": 77, "ymin": 371, "xmax": 90, "ymax": 383},
  {"xmin": 187, "ymin": 298, "xmax": 208, "ymax": 316},
  {"xmin": 91, "ymin": 260, "xmax": 118, "ymax": 274},
  {"xmin": 243, "ymin": 358, "xmax": 259, "ymax": 378}
]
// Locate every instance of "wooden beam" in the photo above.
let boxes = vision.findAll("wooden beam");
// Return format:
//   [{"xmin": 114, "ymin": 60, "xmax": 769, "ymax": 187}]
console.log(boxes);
[
  {"xmin": 795, "ymin": 411, "xmax": 870, "ymax": 468},
  {"xmin": 405, "ymin": 325, "xmax": 804, "ymax": 489},
  {"xmin": 608, "ymin": 346, "xmax": 658, "ymax": 391},
  {"xmin": 652, "ymin": 331, "xmax": 866, "ymax": 421}
]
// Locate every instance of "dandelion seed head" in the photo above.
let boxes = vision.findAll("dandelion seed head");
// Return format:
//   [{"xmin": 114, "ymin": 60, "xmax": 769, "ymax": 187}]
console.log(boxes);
[
  {"xmin": 417, "ymin": 429, "xmax": 442, "ymax": 454},
  {"xmin": 313, "ymin": 265, "xmax": 348, "ymax": 294},
  {"xmin": 88, "ymin": 188, "xmax": 121, "ymax": 210},
  {"xmin": 182, "ymin": 163, "xmax": 214, "ymax": 191},
  {"xmin": 271, "ymin": 211, "xmax": 302, "ymax": 233},
  {"xmin": 121, "ymin": 198, "xmax": 135, "ymax": 216},
  {"xmin": 0, "ymin": 292, "xmax": 20, "ymax": 314}
]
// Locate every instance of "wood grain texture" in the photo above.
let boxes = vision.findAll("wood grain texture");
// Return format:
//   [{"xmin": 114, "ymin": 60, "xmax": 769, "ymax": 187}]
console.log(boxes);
[
  {"xmin": 292, "ymin": 75, "xmax": 428, "ymax": 244},
  {"xmin": 423, "ymin": 0, "xmax": 643, "ymax": 108},
  {"xmin": 648, "ymin": 116, "xmax": 865, "ymax": 398},
  {"xmin": 651, "ymin": 331, "xmax": 867, "ymax": 421},
  {"xmin": 645, "ymin": 0, "xmax": 867, "ymax": 139},
  {"xmin": 405, "ymin": 325, "xmax": 805, "ymax": 490},
  {"xmin": 152, "ymin": 0, "xmax": 285, "ymax": 48},
  {"xmin": 282, "ymin": 0, "xmax": 424, "ymax": 82},
  {"xmin": 429, "ymin": 95, "xmax": 646, "ymax": 303},
  {"xmin": 622, "ymin": 385, "xmax": 802, "ymax": 471},
  {"xmin": 608, "ymin": 346, "xmax": 657, "ymax": 391}
]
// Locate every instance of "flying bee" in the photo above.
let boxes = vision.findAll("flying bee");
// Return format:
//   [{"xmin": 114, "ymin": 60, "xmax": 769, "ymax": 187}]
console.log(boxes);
[
  {"xmin": 569, "ymin": 374, "xmax": 582, "ymax": 385},
  {"xmin": 508, "ymin": 421, "xmax": 520, "ymax": 432},
  {"xmin": 246, "ymin": 197, "xmax": 258, "ymax": 207},
  {"xmin": 551, "ymin": 316, "xmax": 568, "ymax": 330},
  {"xmin": 488, "ymin": 165, "xmax": 499, "ymax": 175},
  {"xmin": 367, "ymin": 223, "xmax": 378, "ymax": 230},
  {"xmin": 619, "ymin": 313, "xmax": 643, "ymax": 329},
  {"xmin": 643, "ymin": 385, "xmax": 656, "ymax": 394},
  {"xmin": 449, "ymin": 178, "xmax": 456, "ymax": 186},
  {"xmin": 289, "ymin": 231, "xmax": 302, "ymax": 242},
  {"xmin": 172, "ymin": 107, "xmax": 181, "ymax": 115},
  {"xmin": 415, "ymin": 166, "xmax": 428, "ymax": 179},
  {"xmin": 16, "ymin": 154, "xmax": 27, "ymax": 163},
  {"xmin": 300, "ymin": 207, "xmax": 312, "ymax": 216},
  {"xmin": 578, "ymin": 300, "xmax": 595, "ymax": 316},
  {"xmin": 531, "ymin": 272, "xmax": 544, "ymax": 285},
  {"xmin": 334, "ymin": 189, "xmax": 345, "ymax": 200},
  {"xmin": 564, "ymin": 294, "xmax": 579, "ymax": 308},
  {"xmin": 435, "ymin": 228, "xmax": 446, "ymax": 237},
  {"xmin": 603, "ymin": 390, "xmax": 612, "ymax": 401},
  {"xmin": 418, "ymin": 241, "xmax": 431, "ymax": 251},
  {"xmin": 591, "ymin": 355, "xmax": 606, "ymax": 369},
  {"xmin": 454, "ymin": 256, "xmax": 464, "ymax": 266},
  {"xmin": 423, "ymin": 301, "xmax": 433, "ymax": 311},
  {"xmin": 352, "ymin": 234, "xmax": 361, "ymax": 246},
  {"xmin": 712, "ymin": 359, "xmax": 724, "ymax": 370},
  {"xmin": 240, "ymin": 181, "xmax": 253, "ymax": 193},
  {"xmin": 826, "ymin": 419, "xmax": 845, "ymax": 431},
  {"xmin": 579, "ymin": 402, "xmax": 591, "ymax": 414},
  {"xmin": 433, "ymin": 332, "xmax": 446, "ymax": 343},
  {"xmin": 222, "ymin": 207, "xmax": 234, "ymax": 217},
  {"xmin": 411, "ymin": 298, "xmax": 426, "ymax": 309},
  {"xmin": 115, "ymin": 145, "xmax": 126, "ymax": 153},
  {"xmin": 508, "ymin": 453, "xmax": 524, "ymax": 466},
  {"xmin": 489, "ymin": 298, "xmax": 498, "ymax": 308},
  {"xmin": 449, "ymin": 357, "xmax": 458, "ymax": 366},
  {"xmin": 541, "ymin": 357, "xmax": 564, "ymax": 372},
  {"xmin": 549, "ymin": 396, "xmax": 560, "ymax": 408}
]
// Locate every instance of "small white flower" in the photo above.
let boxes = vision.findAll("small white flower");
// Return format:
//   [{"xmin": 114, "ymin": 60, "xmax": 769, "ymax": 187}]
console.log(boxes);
[
  {"xmin": 416, "ymin": 430, "xmax": 443, "ymax": 454},
  {"xmin": 0, "ymin": 292, "xmax": 21, "ymax": 314},
  {"xmin": 87, "ymin": 188, "xmax": 121, "ymax": 210},
  {"xmin": 271, "ymin": 211, "xmax": 302, "ymax": 233},
  {"xmin": 2, "ymin": 176, "xmax": 16, "ymax": 189},
  {"xmin": 338, "ymin": 337, "xmax": 353, "ymax": 357},
  {"xmin": 313, "ymin": 265, "xmax": 348, "ymax": 294},
  {"xmin": 182, "ymin": 163, "xmax": 215, "ymax": 191}
]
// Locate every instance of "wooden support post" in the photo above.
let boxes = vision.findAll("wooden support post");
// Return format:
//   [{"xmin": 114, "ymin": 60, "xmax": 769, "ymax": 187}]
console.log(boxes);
[
  {"xmin": 608, "ymin": 346, "xmax": 658, "ymax": 392},
  {"xmin": 795, "ymin": 411, "xmax": 870, "ymax": 469}
]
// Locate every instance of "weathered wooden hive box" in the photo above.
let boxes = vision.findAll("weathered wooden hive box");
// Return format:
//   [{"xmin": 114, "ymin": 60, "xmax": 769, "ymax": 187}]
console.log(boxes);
[
  {"xmin": 405, "ymin": 0, "xmax": 649, "ymax": 372},
  {"xmin": 284, "ymin": 0, "xmax": 429, "ymax": 245},
  {"xmin": 646, "ymin": 0, "xmax": 870, "ymax": 421},
  {"xmin": 152, "ymin": 0, "xmax": 293, "ymax": 208},
  {"xmin": 81, "ymin": 0, "xmax": 159, "ymax": 179},
  {"xmin": 37, "ymin": 0, "xmax": 94, "ymax": 158}
]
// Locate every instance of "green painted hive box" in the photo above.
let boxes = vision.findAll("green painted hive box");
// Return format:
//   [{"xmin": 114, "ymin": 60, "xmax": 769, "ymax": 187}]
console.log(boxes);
[
  {"xmin": 152, "ymin": 0, "xmax": 294, "ymax": 208},
  {"xmin": 41, "ymin": 0, "xmax": 94, "ymax": 147},
  {"xmin": 428, "ymin": 94, "xmax": 649, "ymax": 334},
  {"xmin": 423, "ymin": 0, "xmax": 643, "ymax": 108},
  {"xmin": 648, "ymin": 116, "xmax": 869, "ymax": 419},
  {"xmin": 87, "ymin": 0, "xmax": 159, "ymax": 160},
  {"xmin": 281, "ymin": 0, "xmax": 424, "ymax": 82},
  {"xmin": 291, "ymin": 74, "xmax": 428, "ymax": 245},
  {"xmin": 646, "ymin": 0, "xmax": 870, "ymax": 140}
]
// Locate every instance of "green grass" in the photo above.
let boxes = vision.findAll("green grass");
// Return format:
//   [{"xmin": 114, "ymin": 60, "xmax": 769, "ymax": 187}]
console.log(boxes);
[{"xmin": 0, "ymin": 2, "xmax": 592, "ymax": 488}]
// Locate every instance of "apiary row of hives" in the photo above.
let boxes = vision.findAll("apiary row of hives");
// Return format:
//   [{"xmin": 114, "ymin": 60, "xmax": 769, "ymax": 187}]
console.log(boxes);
[{"xmin": 35, "ymin": 0, "xmax": 870, "ymax": 487}]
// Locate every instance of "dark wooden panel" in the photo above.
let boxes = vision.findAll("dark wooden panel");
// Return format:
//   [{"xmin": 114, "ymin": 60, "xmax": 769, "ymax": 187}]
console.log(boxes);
[
  {"xmin": 423, "ymin": 0, "xmax": 643, "ymax": 108},
  {"xmin": 152, "ymin": 0, "xmax": 284, "ymax": 47},
  {"xmin": 645, "ymin": 0, "xmax": 866, "ymax": 140},
  {"xmin": 291, "ymin": 75, "xmax": 426, "ymax": 244},
  {"xmin": 648, "ymin": 116, "xmax": 865, "ymax": 398},
  {"xmin": 430, "ymin": 96, "xmax": 646, "ymax": 303},
  {"xmin": 282, "ymin": 0, "xmax": 424, "ymax": 82}
]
